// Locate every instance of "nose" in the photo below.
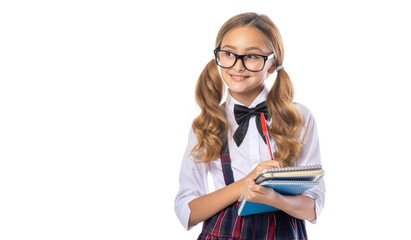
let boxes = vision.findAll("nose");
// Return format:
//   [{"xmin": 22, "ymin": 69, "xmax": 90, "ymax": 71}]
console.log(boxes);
[{"xmin": 233, "ymin": 57, "xmax": 246, "ymax": 72}]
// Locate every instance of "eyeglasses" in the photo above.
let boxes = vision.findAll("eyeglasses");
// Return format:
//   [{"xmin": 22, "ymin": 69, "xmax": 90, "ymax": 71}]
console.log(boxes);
[{"xmin": 214, "ymin": 49, "xmax": 274, "ymax": 72}]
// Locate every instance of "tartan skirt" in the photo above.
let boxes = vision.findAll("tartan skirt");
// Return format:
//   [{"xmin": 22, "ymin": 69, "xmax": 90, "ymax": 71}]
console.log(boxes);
[{"xmin": 198, "ymin": 201, "xmax": 307, "ymax": 240}]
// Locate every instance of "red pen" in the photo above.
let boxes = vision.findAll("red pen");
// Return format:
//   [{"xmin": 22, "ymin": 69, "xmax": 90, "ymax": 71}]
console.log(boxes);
[{"xmin": 260, "ymin": 112, "xmax": 274, "ymax": 160}]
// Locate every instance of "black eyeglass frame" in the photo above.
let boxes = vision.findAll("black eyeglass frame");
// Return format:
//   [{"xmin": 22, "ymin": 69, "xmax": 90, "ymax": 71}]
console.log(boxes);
[{"xmin": 213, "ymin": 49, "xmax": 275, "ymax": 72}]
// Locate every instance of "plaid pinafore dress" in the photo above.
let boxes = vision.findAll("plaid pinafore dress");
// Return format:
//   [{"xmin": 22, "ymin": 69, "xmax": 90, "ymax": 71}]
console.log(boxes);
[{"xmin": 198, "ymin": 138, "xmax": 307, "ymax": 240}]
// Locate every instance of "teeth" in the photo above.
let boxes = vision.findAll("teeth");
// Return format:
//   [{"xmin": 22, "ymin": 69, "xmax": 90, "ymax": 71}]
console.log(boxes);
[{"xmin": 232, "ymin": 75, "xmax": 246, "ymax": 80}]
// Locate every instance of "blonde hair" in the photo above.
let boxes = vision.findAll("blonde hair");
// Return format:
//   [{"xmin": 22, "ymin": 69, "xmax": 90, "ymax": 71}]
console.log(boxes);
[{"xmin": 191, "ymin": 12, "xmax": 304, "ymax": 166}]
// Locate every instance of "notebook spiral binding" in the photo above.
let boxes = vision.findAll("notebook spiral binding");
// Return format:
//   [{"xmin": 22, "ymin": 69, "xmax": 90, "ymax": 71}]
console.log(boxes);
[
  {"xmin": 262, "ymin": 164, "xmax": 322, "ymax": 173},
  {"xmin": 260, "ymin": 180, "xmax": 320, "ymax": 186}
]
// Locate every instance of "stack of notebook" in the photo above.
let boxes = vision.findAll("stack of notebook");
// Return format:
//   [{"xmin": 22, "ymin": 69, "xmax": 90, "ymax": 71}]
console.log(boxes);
[{"xmin": 238, "ymin": 165, "xmax": 324, "ymax": 216}]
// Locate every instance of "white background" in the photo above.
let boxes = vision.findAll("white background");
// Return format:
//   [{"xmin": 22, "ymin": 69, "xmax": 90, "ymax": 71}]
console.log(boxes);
[{"xmin": 1, "ymin": 0, "xmax": 410, "ymax": 239}]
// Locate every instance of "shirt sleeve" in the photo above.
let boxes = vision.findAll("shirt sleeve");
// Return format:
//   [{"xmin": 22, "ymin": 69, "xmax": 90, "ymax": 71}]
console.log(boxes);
[
  {"xmin": 295, "ymin": 103, "xmax": 326, "ymax": 224},
  {"xmin": 174, "ymin": 129, "xmax": 210, "ymax": 230}
]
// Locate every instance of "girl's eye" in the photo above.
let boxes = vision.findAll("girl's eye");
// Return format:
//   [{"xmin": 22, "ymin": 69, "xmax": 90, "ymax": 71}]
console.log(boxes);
[
  {"xmin": 225, "ymin": 52, "xmax": 235, "ymax": 57},
  {"xmin": 246, "ymin": 54, "xmax": 259, "ymax": 59}
]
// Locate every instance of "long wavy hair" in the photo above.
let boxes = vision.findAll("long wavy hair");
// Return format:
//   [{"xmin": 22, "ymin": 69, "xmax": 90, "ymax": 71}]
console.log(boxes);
[{"xmin": 191, "ymin": 12, "xmax": 304, "ymax": 166}]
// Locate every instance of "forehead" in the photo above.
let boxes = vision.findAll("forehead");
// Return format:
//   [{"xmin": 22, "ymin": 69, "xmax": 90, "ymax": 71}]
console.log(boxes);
[{"xmin": 220, "ymin": 26, "xmax": 269, "ymax": 53}]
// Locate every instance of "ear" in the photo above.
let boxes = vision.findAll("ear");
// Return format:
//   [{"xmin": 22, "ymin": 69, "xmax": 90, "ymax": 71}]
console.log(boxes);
[{"xmin": 267, "ymin": 65, "xmax": 276, "ymax": 74}]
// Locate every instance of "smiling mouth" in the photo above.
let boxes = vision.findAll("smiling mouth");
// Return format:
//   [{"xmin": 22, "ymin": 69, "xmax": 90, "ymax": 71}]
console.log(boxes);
[{"xmin": 230, "ymin": 74, "xmax": 250, "ymax": 82}]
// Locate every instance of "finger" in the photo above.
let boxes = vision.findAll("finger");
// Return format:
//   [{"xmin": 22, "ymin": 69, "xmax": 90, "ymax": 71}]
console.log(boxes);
[
  {"xmin": 272, "ymin": 160, "xmax": 282, "ymax": 168},
  {"xmin": 248, "ymin": 181, "xmax": 265, "ymax": 194},
  {"xmin": 248, "ymin": 184, "xmax": 262, "ymax": 193},
  {"xmin": 247, "ymin": 179, "xmax": 263, "ymax": 193},
  {"xmin": 243, "ymin": 179, "xmax": 254, "ymax": 198},
  {"xmin": 244, "ymin": 179, "xmax": 252, "ymax": 191},
  {"xmin": 261, "ymin": 160, "xmax": 280, "ymax": 166},
  {"xmin": 246, "ymin": 178, "xmax": 254, "ymax": 189},
  {"xmin": 260, "ymin": 160, "xmax": 281, "ymax": 168}
]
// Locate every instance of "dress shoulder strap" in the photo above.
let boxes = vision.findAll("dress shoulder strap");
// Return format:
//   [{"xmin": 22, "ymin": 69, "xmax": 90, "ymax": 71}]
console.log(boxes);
[{"xmin": 220, "ymin": 136, "xmax": 234, "ymax": 185}]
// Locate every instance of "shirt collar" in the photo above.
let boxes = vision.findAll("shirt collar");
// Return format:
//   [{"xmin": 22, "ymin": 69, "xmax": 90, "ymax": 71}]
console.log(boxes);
[{"xmin": 226, "ymin": 87, "xmax": 268, "ymax": 111}]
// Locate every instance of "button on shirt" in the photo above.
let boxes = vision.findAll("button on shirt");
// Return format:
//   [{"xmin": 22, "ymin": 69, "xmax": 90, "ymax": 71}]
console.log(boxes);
[{"xmin": 174, "ymin": 88, "xmax": 325, "ymax": 230}]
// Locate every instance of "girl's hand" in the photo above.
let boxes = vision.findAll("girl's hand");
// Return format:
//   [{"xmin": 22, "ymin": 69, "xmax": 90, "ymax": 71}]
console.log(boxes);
[
  {"xmin": 244, "ymin": 160, "xmax": 282, "ymax": 181},
  {"xmin": 241, "ymin": 160, "xmax": 283, "ymax": 206},
  {"xmin": 243, "ymin": 178, "xmax": 281, "ymax": 205}
]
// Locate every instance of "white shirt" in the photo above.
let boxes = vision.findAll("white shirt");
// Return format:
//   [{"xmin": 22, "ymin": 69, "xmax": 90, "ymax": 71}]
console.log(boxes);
[{"xmin": 174, "ymin": 88, "xmax": 325, "ymax": 230}]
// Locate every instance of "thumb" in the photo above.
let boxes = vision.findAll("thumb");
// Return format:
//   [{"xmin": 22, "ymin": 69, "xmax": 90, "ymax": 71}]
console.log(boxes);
[{"xmin": 247, "ymin": 179, "xmax": 257, "ymax": 191}]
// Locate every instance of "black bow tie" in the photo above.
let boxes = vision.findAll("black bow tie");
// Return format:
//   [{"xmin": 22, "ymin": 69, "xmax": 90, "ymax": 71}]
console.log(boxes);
[{"xmin": 233, "ymin": 101, "xmax": 269, "ymax": 147}]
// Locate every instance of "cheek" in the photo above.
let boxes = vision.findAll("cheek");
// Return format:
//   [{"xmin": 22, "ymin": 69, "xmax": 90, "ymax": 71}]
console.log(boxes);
[
  {"xmin": 252, "ymin": 72, "xmax": 268, "ymax": 82},
  {"xmin": 220, "ymin": 69, "xmax": 231, "ymax": 81}
]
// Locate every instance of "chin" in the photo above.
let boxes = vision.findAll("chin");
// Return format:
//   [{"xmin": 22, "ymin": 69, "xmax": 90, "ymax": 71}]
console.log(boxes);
[{"xmin": 227, "ymin": 84, "xmax": 248, "ymax": 93}]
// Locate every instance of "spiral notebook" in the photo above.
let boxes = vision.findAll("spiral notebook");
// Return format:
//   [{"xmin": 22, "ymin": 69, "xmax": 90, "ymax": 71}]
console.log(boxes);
[
  {"xmin": 238, "ymin": 165, "xmax": 324, "ymax": 216},
  {"xmin": 254, "ymin": 165, "xmax": 324, "ymax": 184}
]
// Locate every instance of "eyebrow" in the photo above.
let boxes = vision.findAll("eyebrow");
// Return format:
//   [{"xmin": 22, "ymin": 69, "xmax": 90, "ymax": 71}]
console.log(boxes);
[{"xmin": 220, "ymin": 45, "xmax": 265, "ymax": 53}]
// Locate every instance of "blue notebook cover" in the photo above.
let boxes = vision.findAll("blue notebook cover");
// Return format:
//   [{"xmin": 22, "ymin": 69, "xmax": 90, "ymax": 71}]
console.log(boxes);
[{"xmin": 237, "ymin": 180, "xmax": 318, "ymax": 216}]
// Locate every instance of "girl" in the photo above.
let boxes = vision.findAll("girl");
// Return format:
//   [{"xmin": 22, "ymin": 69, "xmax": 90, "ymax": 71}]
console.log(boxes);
[{"xmin": 175, "ymin": 12, "xmax": 325, "ymax": 239}]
